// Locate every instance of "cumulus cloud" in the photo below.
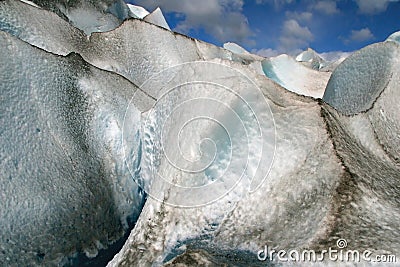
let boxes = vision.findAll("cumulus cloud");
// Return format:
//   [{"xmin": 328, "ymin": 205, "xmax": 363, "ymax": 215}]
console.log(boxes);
[
  {"xmin": 285, "ymin": 11, "xmax": 313, "ymax": 23},
  {"xmin": 355, "ymin": 0, "xmax": 400, "ymax": 14},
  {"xmin": 311, "ymin": 1, "xmax": 340, "ymax": 15},
  {"xmin": 278, "ymin": 19, "xmax": 314, "ymax": 54},
  {"xmin": 132, "ymin": 0, "xmax": 253, "ymax": 44},
  {"xmin": 255, "ymin": 0, "xmax": 294, "ymax": 7},
  {"xmin": 349, "ymin": 28, "xmax": 374, "ymax": 42},
  {"xmin": 252, "ymin": 48, "xmax": 281, "ymax": 58},
  {"xmin": 319, "ymin": 51, "xmax": 352, "ymax": 62}
]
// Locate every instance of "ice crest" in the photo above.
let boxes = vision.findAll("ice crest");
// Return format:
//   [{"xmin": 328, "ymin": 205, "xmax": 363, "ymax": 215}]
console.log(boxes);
[
  {"xmin": 144, "ymin": 7, "xmax": 171, "ymax": 30},
  {"xmin": 262, "ymin": 54, "xmax": 331, "ymax": 98}
]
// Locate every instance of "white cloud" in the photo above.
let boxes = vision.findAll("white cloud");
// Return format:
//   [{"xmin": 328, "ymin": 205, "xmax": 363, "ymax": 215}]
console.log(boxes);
[
  {"xmin": 355, "ymin": 0, "xmax": 400, "ymax": 14},
  {"xmin": 285, "ymin": 11, "xmax": 313, "ymax": 23},
  {"xmin": 255, "ymin": 0, "xmax": 294, "ymax": 7},
  {"xmin": 133, "ymin": 0, "xmax": 253, "ymax": 44},
  {"xmin": 252, "ymin": 48, "xmax": 281, "ymax": 58},
  {"xmin": 279, "ymin": 19, "xmax": 314, "ymax": 54},
  {"xmin": 311, "ymin": 1, "xmax": 339, "ymax": 15},
  {"xmin": 349, "ymin": 28, "xmax": 374, "ymax": 42},
  {"xmin": 319, "ymin": 51, "xmax": 352, "ymax": 62}
]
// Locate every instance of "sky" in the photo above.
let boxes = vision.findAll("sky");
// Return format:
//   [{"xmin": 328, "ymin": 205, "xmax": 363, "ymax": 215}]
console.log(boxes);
[{"xmin": 125, "ymin": 0, "xmax": 400, "ymax": 59}]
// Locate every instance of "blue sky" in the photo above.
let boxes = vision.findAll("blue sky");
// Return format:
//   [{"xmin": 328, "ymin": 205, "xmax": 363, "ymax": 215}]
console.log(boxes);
[{"xmin": 126, "ymin": 0, "xmax": 400, "ymax": 59}]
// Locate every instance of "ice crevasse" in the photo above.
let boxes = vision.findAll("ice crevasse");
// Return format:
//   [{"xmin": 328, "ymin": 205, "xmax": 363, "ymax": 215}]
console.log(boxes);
[{"xmin": 0, "ymin": 0, "xmax": 400, "ymax": 266}]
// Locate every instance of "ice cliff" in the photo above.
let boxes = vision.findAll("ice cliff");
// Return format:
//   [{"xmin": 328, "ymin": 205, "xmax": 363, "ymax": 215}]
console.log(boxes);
[{"xmin": 0, "ymin": 0, "xmax": 399, "ymax": 266}]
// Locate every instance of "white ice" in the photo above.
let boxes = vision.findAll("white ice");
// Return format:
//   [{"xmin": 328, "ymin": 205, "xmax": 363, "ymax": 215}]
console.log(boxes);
[
  {"xmin": 323, "ymin": 41, "xmax": 399, "ymax": 115},
  {"xmin": 18, "ymin": 0, "xmax": 39, "ymax": 8},
  {"xmin": 223, "ymin": 42, "xmax": 251, "ymax": 55},
  {"xmin": 127, "ymin": 4, "xmax": 150, "ymax": 19},
  {"xmin": 387, "ymin": 30, "xmax": 400, "ymax": 44},
  {"xmin": 144, "ymin": 7, "xmax": 171, "ymax": 31},
  {"xmin": 295, "ymin": 48, "xmax": 325, "ymax": 70},
  {"xmin": 262, "ymin": 54, "xmax": 331, "ymax": 98}
]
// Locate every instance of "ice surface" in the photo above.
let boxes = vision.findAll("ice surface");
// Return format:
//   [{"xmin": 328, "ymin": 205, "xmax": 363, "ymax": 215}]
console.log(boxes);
[
  {"xmin": 127, "ymin": 4, "xmax": 150, "ymax": 19},
  {"xmin": 0, "ymin": 1, "xmax": 199, "ymax": 85},
  {"xmin": 223, "ymin": 42, "xmax": 250, "ymax": 55},
  {"xmin": 323, "ymin": 41, "xmax": 399, "ymax": 115},
  {"xmin": 58, "ymin": 3, "xmax": 121, "ymax": 35},
  {"xmin": 387, "ymin": 31, "xmax": 400, "ymax": 44},
  {"xmin": 0, "ymin": 31, "xmax": 149, "ymax": 266},
  {"xmin": 261, "ymin": 54, "xmax": 331, "ymax": 98},
  {"xmin": 0, "ymin": 0, "xmax": 86, "ymax": 56},
  {"xmin": 108, "ymin": 59, "xmax": 345, "ymax": 266},
  {"xmin": 295, "ymin": 48, "xmax": 325, "ymax": 70},
  {"xmin": 324, "ymin": 38, "xmax": 400, "ymax": 162},
  {"xmin": 19, "ymin": 0, "xmax": 39, "ymax": 8},
  {"xmin": 143, "ymin": 7, "xmax": 171, "ymax": 31},
  {"xmin": 319, "ymin": 56, "xmax": 346, "ymax": 72},
  {"xmin": 28, "ymin": 0, "xmax": 130, "ymax": 35}
]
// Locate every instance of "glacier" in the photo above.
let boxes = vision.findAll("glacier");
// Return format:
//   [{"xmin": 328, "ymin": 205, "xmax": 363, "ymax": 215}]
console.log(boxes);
[
  {"xmin": 127, "ymin": 4, "xmax": 149, "ymax": 19},
  {"xmin": 295, "ymin": 48, "xmax": 326, "ymax": 70},
  {"xmin": 143, "ymin": 7, "xmax": 171, "ymax": 31},
  {"xmin": 1, "ymin": 1, "xmax": 400, "ymax": 266},
  {"xmin": 261, "ymin": 54, "xmax": 331, "ymax": 98}
]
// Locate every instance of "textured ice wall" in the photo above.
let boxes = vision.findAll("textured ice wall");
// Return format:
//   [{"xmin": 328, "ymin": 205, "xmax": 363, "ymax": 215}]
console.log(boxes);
[
  {"xmin": 319, "ymin": 39, "xmax": 400, "ymax": 255},
  {"xmin": 29, "ymin": 0, "xmax": 130, "ymax": 35},
  {"xmin": 0, "ymin": 31, "xmax": 149, "ymax": 266},
  {"xmin": 109, "ymin": 58, "xmax": 346, "ymax": 266},
  {"xmin": 0, "ymin": 0, "xmax": 265, "ymax": 86},
  {"xmin": 323, "ymin": 39, "xmax": 400, "ymax": 164},
  {"xmin": 323, "ymin": 41, "xmax": 399, "ymax": 115}
]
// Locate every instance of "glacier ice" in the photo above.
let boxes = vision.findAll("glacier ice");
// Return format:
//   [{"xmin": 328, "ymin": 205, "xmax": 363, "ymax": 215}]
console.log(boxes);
[
  {"xmin": 27, "ymin": 0, "xmax": 131, "ymax": 35},
  {"xmin": 143, "ymin": 7, "xmax": 171, "ymax": 31},
  {"xmin": 1, "ymin": 1, "xmax": 400, "ymax": 266},
  {"xmin": 323, "ymin": 41, "xmax": 399, "ymax": 115},
  {"xmin": 18, "ymin": 0, "xmax": 39, "ymax": 8},
  {"xmin": 387, "ymin": 30, "xmax": 400, "ymax": 44},
  {"xmin": 261, "ymin": 54, "xmax": 331, "ymax": 98},
  {"xmin": 0, "ymin": 30, "xmax": 150, "ymax": 266},
  {"xmin": 223, "ymin": 42, "xmax": 251, "ymax": 55},
  {"xmin": 127, "ymin": 4, "xmax": 150, "ymax": 19},
  {"xmin": 295, "ymin": 48, "xmax": 326, "ymax": 70},
  {"xmin": 109, "ymin": 59, "xmax": 346, "ymax": 266}
]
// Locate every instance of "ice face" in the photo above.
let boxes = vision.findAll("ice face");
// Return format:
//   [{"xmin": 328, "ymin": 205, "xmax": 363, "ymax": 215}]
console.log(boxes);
[
  {"xmin": 0, "ymin": 0, "xmax": 200, "ymax": 85},
  {"xmin": 18, "ymin": 0, "xmax": 39, "ymax": 8},
  {"xmin": 324, "ymin": 39, "xmax": 400, "ymax": 162},
  {"xmin": 223, "ymin": 42, "xmax": 250, "ymax": 55},
  {"xmin": 109, "ymin": 59, "xmax": 346, "ymax": 266},
  {"xmin": 0, "ymin": 0, "xmax": 86, "ymax": 56},
  {"xmin": 387, "ymin": 31, "xmax": 400, "ymax": 44},
  {"xmin": 0, "ymin": 31, "xmax": 148, "ymax": 266},
  {"xmin": 127, "ymin": 4, "xmax": 150, "ymax": 19},
  {"xmin": 295, "ymin": 48, "xmax": 325, "ymax": 70},
  {"xmin": 323, "ymin": 41, "xmax": 399, "ymax": 115},
  {"xmin": 143, "ymin": 7, "xmax": 171, "ymax": 31},
  {"xmin": 27, "ymin": 0, "xmax": 131, "ymax": 35},
  {"xmin": 261, "ymin": 54, "xmax": 331, "ymax": 98}
]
